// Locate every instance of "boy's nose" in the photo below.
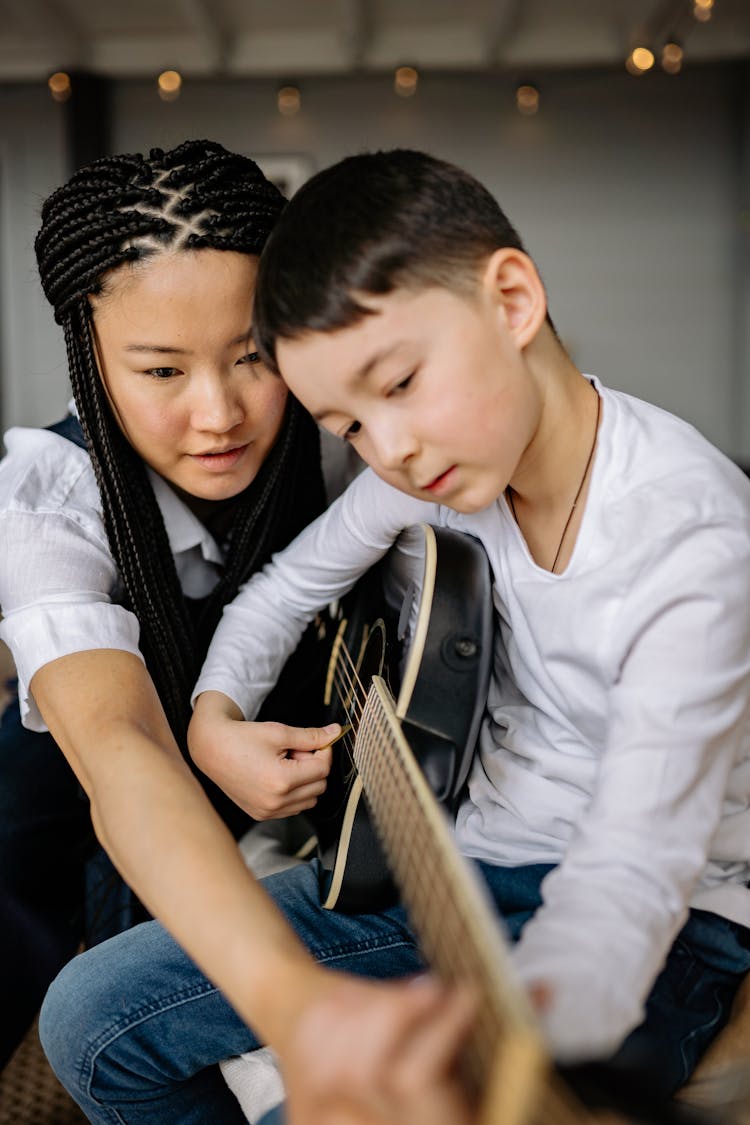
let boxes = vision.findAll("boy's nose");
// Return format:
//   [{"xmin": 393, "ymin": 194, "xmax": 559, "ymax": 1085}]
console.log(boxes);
[{"xmin": 373, "ymin": 423, "xmax": 418, "ymax": 470}]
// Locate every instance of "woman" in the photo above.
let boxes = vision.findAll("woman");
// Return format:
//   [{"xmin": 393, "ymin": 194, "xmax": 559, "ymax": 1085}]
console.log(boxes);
[{"xmin": 0, "ymin": 139, "xmax": 336, "ymax": 1067}]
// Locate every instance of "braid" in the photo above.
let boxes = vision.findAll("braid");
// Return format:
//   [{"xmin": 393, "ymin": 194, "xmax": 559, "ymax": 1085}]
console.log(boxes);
[{"xmin": 35, "ymin": 140, "xmax": 324, "ymax": 750}]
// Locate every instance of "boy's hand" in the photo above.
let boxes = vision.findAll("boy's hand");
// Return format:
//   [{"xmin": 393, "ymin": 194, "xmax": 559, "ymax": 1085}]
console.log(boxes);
[
  {"xmin": 188, "ymin": 691, "xmax": 339, "ymax": 820},
  {"xmin": 277, "ymin": 973, "xmax": 476, "ymax": 1125}
]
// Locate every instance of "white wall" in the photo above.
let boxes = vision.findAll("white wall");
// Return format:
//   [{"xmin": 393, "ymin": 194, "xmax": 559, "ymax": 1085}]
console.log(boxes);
[
  {"xmin": 0, "ymin": 85, "xmax": 67, "ymax": 430},
  {"xmin": 1, "ymin": 63, "xmax": 748, "ymax": 458}
]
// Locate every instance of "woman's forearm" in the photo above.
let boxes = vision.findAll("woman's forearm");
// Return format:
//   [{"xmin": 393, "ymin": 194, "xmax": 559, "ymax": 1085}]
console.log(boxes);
[{"xmin": 32, "ymin": 650, "xmax": 328, "ymax": 1047}]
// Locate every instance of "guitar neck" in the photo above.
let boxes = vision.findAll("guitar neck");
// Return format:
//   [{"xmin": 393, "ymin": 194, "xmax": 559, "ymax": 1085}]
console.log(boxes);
[{"xmin": 355, "ymin": 677, "xmax": 588, "ymax": 1125}]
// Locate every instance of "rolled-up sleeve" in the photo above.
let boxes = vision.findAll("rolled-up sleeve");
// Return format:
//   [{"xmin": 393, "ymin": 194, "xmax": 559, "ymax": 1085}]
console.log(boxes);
[{"xmin": 0, "ymin": 509, "xmax": 142, "ymax": 730}]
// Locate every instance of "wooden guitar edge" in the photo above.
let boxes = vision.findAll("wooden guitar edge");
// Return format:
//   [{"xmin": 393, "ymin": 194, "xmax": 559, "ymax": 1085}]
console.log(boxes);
[
  {"xmin": 395, "ymin": 522, "xmax": 437, "ymax": 719},
  {"xmin": 321, "ymin": 775, "xmax": 365, "ymax": 910}
]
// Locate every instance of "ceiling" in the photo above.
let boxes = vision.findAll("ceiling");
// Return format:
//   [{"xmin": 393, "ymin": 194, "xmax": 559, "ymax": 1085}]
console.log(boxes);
[{"xmin": 0, "ymin": 0, "xmax": 748, "ymax": 83}]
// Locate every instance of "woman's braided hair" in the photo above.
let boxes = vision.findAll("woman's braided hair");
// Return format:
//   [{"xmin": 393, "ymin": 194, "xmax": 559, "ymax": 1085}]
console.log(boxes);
[{"xmin": 34, "ymin": 140, "xmax": 325, "ymax": 750}]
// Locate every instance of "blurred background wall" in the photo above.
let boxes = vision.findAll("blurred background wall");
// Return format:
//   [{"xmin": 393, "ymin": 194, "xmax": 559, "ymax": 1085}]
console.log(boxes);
[{"xmin": 0, "ymin": 0, "xmax": 748, "ymax": 458}]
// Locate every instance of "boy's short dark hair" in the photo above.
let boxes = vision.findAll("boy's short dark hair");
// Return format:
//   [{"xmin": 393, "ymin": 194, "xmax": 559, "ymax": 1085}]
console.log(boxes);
[{"xmin": 254, "ymin": 148, "xmax": 532, "ymax": 373}]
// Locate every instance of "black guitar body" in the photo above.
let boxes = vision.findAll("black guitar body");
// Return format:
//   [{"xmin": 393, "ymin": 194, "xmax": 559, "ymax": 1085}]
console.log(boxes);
[{"xmin": 314, "ymin": 524, "xmax": 493, "ymax": 913}]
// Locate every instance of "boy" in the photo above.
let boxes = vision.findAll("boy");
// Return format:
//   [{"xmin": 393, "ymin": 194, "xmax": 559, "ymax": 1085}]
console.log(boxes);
[{"xmin": 43, "ymin": 150, "xmax": 750, "ymax": 1122}]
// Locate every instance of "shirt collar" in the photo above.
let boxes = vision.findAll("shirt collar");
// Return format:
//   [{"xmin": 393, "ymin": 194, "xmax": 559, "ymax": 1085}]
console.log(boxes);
[{"xmin": 147, "ymin": 468, "xmax": 224, "ymax": 566}]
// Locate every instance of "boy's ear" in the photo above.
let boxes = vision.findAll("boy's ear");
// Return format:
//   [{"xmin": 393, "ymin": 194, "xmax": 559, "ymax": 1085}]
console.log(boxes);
[{"xmin": 481, "ymin": 248, "xmax": 547, "ymax": 349}]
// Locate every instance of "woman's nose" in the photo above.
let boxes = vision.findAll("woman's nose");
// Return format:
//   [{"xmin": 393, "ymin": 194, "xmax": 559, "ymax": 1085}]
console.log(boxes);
[{"xmin": 191, "ymin": 374, "xmax": 244, "ymax": 433}]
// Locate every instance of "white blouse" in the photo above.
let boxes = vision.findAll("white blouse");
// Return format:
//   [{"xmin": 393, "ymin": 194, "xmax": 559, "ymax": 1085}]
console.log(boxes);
[{"xmin": 0, "ymin": 426, "xmax": 224, "ymax": 730}]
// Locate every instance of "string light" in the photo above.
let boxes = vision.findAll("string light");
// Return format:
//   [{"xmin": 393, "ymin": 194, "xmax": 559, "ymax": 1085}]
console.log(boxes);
[
  {"xmin": 277, "ymin": 85, "xmax": 301, "ymax": 116},
  {"xmin": 515, "ymin": 84, "xmax": 540, "ymax": 116},
  {"xmin": 394, "ymin": 66, "xmax": 418, "ymax": 98},
  {"xmin": 48, "ymin": 72, "xmax": 72, "ymax": 103},
  {"xmin": 157, "ymin": 70, "xmax": 182, "ymax": 102},
  {"xmin": 693, "ymin": 0, "xmax": 714, "ymax": 21},
  {"xmin": 661, "ymin": 40, "xmax": 684, "ymax": 74},
  {"xmin": 626, "ymin": 46, "xmax": 655, "ymax": 75}
]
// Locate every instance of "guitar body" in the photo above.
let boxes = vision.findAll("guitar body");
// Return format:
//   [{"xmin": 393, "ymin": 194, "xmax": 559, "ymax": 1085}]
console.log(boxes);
[{"xmin": 315, "ymin": 523, "xmax": 493, "ymax": 913}]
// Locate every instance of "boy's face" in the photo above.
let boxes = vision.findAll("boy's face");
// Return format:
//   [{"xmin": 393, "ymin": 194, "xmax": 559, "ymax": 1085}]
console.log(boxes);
[{"xmin": 276, "ymin": 280, "xmax": 540, "ymax": 514}]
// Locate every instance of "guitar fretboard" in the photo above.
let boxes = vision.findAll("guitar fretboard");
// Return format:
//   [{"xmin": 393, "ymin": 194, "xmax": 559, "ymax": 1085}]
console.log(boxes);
[{"xmin": 354, "ymin": 678, "xmax": 588, "ymax": 1125}]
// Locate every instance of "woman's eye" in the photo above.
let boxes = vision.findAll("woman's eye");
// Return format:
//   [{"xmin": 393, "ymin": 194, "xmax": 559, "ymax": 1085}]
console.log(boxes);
[
  {"xmin": 145, "ymin": 367, "xmax": 179, "ymax": 379},
  {"xmin": 236, "ymin": 351, "xmax": 261, "ymax": 366},
  {"xmin": 343, "ymin": 421, "xmax": 362, "ymax": 441}
]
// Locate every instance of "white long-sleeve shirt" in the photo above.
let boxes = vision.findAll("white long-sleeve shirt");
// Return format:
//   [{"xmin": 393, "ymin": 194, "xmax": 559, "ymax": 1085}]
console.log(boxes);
[
  {"xmin": 195, "ymin": 379, "xmax": 750, "ymax": 1062},
  {"xmin": 0, "ymin": 420, "xmax": 351, "ymax": 732}
]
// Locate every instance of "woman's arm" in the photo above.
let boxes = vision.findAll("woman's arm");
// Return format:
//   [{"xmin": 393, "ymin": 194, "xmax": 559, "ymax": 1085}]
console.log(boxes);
[
  {"xmin": 31, "ymin": 647, "xmax": 331, "ymax": 1046},
  {"xmin": 35, "ymin": 648, "xmax": 479, "ymax": 1124}
]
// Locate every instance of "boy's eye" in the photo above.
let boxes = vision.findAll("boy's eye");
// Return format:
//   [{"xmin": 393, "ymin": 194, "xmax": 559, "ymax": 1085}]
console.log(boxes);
[
  {"xmin": 389, "ymin": 373, "xmax": 414, "ymax": 395},
  {"xmin": 236, "ymin": 351, "xmax": 261, "ymax": 366},
  {"xmin": 343, "ymin": 420, "xmax": 362, "ymax": 441}
]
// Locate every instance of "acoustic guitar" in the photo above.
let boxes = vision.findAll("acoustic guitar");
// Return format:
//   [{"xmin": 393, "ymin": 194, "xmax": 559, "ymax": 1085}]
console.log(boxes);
[{"xmin": 314, "ymin": 522, "xmax": 493, "ymax": 913}]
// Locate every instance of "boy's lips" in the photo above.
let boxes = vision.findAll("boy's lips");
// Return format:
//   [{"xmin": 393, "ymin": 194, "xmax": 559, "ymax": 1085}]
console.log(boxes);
[{"xmin": 422, "ymin": 466, "xmax": 457, "ymax": 494}]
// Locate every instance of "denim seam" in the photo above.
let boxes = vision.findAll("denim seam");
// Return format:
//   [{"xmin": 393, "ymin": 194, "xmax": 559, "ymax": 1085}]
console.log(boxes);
[
  {"xmin": 313, "ymin": 935, "xmax": 416, "ymax": 964},
  {"xmin": 677, "ymin": 983, "xmax": 725, "ymax": 1087},
  {"xmin": 80, "ymin": 981, "xmax": 221, "ymax": 1114}
]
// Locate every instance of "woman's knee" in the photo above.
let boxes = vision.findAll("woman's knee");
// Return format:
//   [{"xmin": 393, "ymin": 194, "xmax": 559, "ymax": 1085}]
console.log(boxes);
[
  {"xmin": 41, "ymin": 919, "xmax": 255, "ymax": 1102},
  {"xmin": 39, "ymin": 951, "xmax": 97, "ymax": 1091}
]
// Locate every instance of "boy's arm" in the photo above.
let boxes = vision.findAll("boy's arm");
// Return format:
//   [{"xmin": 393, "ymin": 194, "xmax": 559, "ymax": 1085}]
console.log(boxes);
[
  {"xmin": 190, "ymin": 470, "xmax": 435, "ymax": 809},
  {"xmin": 511, "ymin": 518, "xmax": 750, "ymax": 1063}
]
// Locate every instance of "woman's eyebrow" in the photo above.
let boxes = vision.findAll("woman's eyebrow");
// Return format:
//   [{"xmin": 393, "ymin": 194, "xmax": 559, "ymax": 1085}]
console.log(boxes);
[
  {"xmin": 124, "ymin": 343, "xmax": 191, "ymax": 355},
  {"xmin": 123, "ymin": 328, "xmax": 253, "ymax": 355}
]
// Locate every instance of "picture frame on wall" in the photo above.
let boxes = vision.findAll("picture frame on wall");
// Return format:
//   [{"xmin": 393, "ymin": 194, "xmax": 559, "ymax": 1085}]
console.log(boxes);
[{"xmin": 252, "ymin": 154, "xmax": 315, "ymax": 200}]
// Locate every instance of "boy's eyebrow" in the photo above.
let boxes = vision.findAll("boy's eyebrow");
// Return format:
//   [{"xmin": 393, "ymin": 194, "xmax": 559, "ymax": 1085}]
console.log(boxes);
[
  {"xmin": 353, "ymin": 342, "xmax": 403, "ymax": 383},
  {"xmin": 310, "ymin": 342, "xmax": 406, "ymax": 422}
]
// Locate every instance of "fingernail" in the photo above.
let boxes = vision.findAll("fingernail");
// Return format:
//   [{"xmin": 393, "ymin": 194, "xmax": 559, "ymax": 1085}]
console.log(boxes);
[{"xmin": 323, "ymin": 723, "xmax": 341, "ymax": 735}]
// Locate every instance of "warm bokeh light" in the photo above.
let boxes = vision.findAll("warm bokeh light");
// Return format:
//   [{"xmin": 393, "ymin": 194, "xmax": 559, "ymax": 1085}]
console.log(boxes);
[
  {"xmin": 157, "ymin": 70, "xmax": 182, "ymax": 102},
  {"xmin": 661, "ymin": 41, "xmax": 684, "ymax": 74},
  {"xmin": 48, "ymin": 71, "xmax": 71, "ymax": 103},
  {"xmin": 394, "ymin": 66, "xmax": 418, "ymax": 97},
  {"xmin": 515, "ymin": 84, "xmax": 540, "ymax": 116},
  {"xmin": 694, "ymin": 0, "xmax": 714, "ymax": 19},
  {"xmin": 277, "ymin": 85, "xmax": 301, "ymax": 116},
  {"xmin": 626, "ymin": 46, "xmax": 656, "ymax": 75}
]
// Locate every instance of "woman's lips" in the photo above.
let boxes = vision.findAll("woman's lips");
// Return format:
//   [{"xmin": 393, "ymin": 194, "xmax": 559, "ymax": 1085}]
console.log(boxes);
[{"xmin": 191, "ymin": 444, "xmax": 249, "ymax": 471}]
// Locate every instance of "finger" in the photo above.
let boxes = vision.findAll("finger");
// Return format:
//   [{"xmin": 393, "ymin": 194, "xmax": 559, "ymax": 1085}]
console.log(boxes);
[
  {"xmin": 266, "ymin": 722, "xmax": 341, "ymax": 753},
  {"xmin": 389, "ymin": 984, "xmax": 475, "ymax": 1080},
  {"xmin": 527, "ymin": 980, "xmax": 553, "ymax": 1013},
  {"xmin": 281, "ymin": 778, "xmax": 329, "ymax": 806},
  {"xmin": 287, "ymin": 745, "xmax": 333, "ymax": 770}
]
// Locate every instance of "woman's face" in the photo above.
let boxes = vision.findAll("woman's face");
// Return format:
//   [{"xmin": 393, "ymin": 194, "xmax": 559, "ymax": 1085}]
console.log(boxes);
[{"xmin": 90, "ymin": 249, "xmax": 288, "ymax": 502}]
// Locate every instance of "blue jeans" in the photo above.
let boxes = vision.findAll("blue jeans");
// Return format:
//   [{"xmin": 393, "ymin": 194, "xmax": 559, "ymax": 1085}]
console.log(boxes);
[{"xmin": 40, "ymin": 860, "xmax": 750, "ymax": 1124}]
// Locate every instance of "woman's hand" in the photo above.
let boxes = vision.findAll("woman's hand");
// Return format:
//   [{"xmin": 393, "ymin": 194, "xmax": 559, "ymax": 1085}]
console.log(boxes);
[
  {"xmin": 189, "ymin": 691, "xmax": 339, "ymax": 819},
  {"xmin": 277, "ymin": 973, "xmax": 477, "ymax": 1125}
]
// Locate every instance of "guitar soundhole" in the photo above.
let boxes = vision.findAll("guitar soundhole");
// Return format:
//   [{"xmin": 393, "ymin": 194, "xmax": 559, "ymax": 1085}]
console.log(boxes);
[{"xmin": 333, "ymin": 619, "xmax": 387, "ymax": 730}]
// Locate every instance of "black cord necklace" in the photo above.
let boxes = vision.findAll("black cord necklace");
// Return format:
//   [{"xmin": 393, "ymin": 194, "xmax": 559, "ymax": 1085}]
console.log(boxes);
[{"xmin": 507, "ymin": 386, "xmax": 601, "ymax": 574}]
